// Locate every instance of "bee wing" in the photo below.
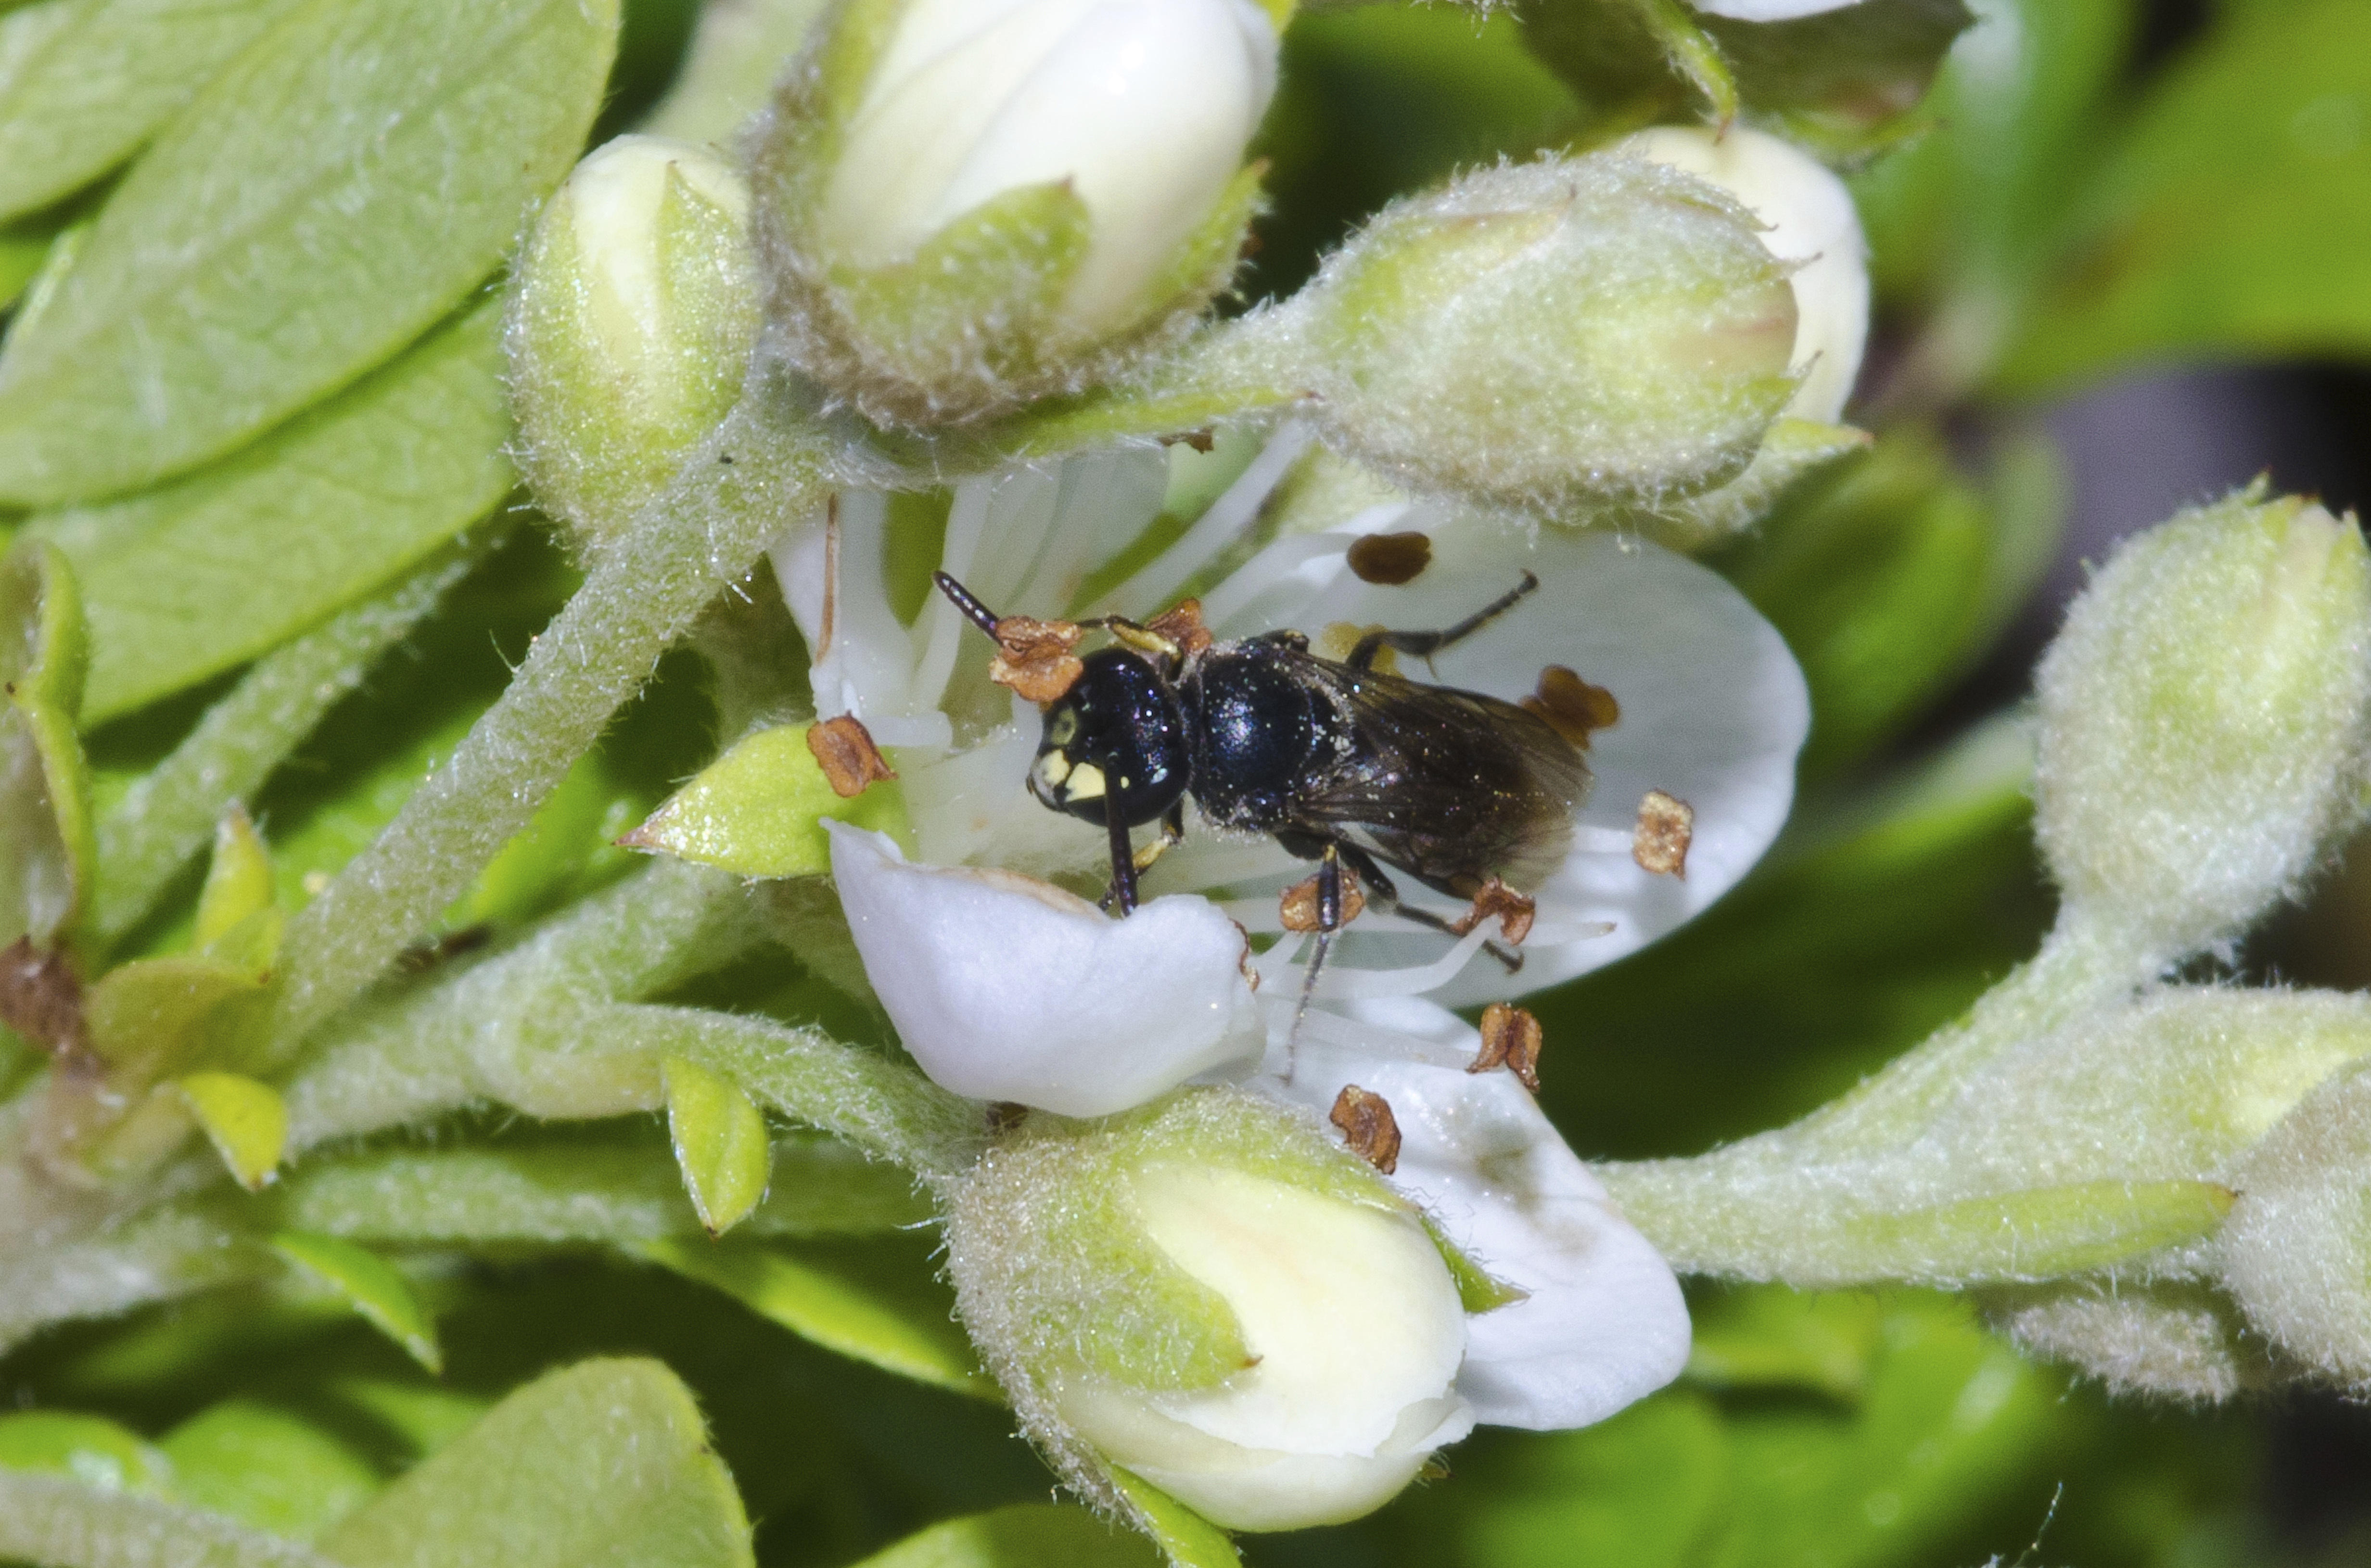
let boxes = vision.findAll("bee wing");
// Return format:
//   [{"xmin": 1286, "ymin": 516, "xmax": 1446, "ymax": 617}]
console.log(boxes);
[{"xmin": 1281, "ymin": 659, "xmax": 1592, "ymax": 899}]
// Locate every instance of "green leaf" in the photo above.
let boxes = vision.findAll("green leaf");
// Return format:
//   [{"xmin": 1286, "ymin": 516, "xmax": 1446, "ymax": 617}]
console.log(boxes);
[
  {"xmin": 319, "ymin": 1358, "xmax": 754, "ymax": 1568},
  {"xmin": 1701, "ymin": 0, "xmax": 1976, "ymax": 159},
  {"xmin": 664, "ymin": 1056, "xmax": 773, "ymax": 1237},
  {"xmin": 194, "ymin": 807, "xmax": 274, "ymax": 949},
  {"xmin": 178, "ymin": 1071, "xmax": 287, "ymax": 1191},
  {"xmin": 268, "ymin": 1232, "xmax": 441, "ymax": 1373},
  {"xmin": 1686, "ymin": 1285, "xmax": 1884, "ymax": 1401},
  {"xmin": 641, "ymin": 1235, "xmax": 996, "ymax": 1400},
  {"xmin": 0, "ymin": 0, "xmax": 618, "ymax": 505},
  {"xmin": 0, "ymin": 211, "xmax": 58, "ymax": 309},
  {"xmin": 625, "ymin": 722, "xmax": 910, "ymax": 878},
  {"xmin": 854, "ymin": 1504, "xmax": 1163, "ymax": 1568},
  {"xmin": 0, "ymin": 1411, "xmax": 170, "ymax": 1494},
  {"xmin": 0, "ymin": 1470, "xmax": 341, "ymax": 1568},
  {"xmin": 26, "ymin": 297, "xmax": 513, "ymax": 723},
  {"xmin": 158, "ymin": 1400, "xmax": 382, "ymax": 1541},
  {"xmin": 0, "ymin": 0, "xmax": 307, "ymax": 223},
  {"xmin": 1999, "ymin": 0, "xmax": 2371, "ymax": 390},
  {"xmin": 275, "ymin": 1130, "xmax": 931, "ymax": 1245},
  {"xmin": 1109, "ymin": 1470, "xmax": 1240, "ymax": 1568},
  {"xmin": 3, "ymin": 538, "xmax": 93, "ymax": 946},
  {"xmin": 84, "ymin": 952, "xmax": 271, "ymax": 1079}
]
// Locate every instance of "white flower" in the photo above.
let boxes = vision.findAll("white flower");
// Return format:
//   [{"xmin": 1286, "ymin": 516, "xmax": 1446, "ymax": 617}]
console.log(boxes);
[
  {"xmin": 829, "ymin": 824, "xmax": 1262, "ymax": 1116},
  {"xmin": 815, "ymin": 0, "xmax": 1279, "ymax": 337},
  {"xmin": 1690, "ymin": 0, "xmax": 1869, "ymax": 18},
  {"xmin": 1052, "ymin": 1159, "xmax": 1475, "ymax": 1530},
  {"xmin": 1278, "ymin": 997, "xmax": 1692, "ymax": 1430},
  {"xmin": 1620, "ymin": 125, "xmax": 1870, "ymax": 424},
  {"xmin": 779, "ymin": 425, "xmax": 1807, "ymax": 1114}
]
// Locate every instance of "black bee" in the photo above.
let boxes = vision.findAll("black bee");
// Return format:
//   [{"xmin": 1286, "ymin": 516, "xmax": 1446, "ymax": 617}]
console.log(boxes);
[{"xmin": 933, "ymin": 570, "xmax": 1590, "ymax": 969}]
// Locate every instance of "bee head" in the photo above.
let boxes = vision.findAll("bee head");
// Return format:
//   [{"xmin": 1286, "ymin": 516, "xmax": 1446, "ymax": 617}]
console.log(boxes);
[{"xmin": 1030, "ymin": 648, "xmax": 1191, "ymax": 828}]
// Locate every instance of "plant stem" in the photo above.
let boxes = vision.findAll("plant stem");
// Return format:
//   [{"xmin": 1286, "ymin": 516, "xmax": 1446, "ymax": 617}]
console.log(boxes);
[{"xmin": 261, "ymin": 389, "xmax": 829, "ymax": 1063}]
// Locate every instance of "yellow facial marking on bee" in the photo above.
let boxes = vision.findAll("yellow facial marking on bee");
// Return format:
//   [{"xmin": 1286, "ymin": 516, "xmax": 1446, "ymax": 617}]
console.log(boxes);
[
  {"xmin": 1048, "ymin": 709, "xmax": 1079, "ymax": 747},
  {"xmin": 1063, "ymin": 763, "xmax": 1107, "ymax": 801},
  {"xmin": 1034, "ymin": 752, "xmax": 1073, "ymax": 789}
]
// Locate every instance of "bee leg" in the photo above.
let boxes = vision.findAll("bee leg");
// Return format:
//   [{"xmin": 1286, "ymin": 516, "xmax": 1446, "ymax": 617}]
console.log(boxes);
[
  {"xmin": 1099, "ymin": 795, "xmax": 1140, "ymax": 915},
  {"xmin": 1347, "ymin": 571, "xmax": 1541, "ymax": 671},
  {"xmin": 1333, "ymin": 845, "xmax": 1524, "ymax": 974},
  {"xmin": 1286, "ymin": 843, "xmax": 1355, "ymax": 1081},
  {"xmin": 1132, "ymin": 803, "xmax": 1185, "ymax": 874}
]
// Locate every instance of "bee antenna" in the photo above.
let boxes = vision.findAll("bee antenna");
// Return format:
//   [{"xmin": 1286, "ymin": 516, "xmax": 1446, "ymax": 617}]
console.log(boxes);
[{"xmin": 934, "ymin": 572, "xmax": 1003, "ymax": 637}]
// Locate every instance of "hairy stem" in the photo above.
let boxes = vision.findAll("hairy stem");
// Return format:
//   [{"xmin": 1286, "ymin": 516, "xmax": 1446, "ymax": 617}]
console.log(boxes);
[
  {"xmin": 261, "ymin": 389, "xmax": 829, "ymax": 1062},
  {"xmin": 89, "ymin": 539, "xmax": 492, "ymax": 950}
]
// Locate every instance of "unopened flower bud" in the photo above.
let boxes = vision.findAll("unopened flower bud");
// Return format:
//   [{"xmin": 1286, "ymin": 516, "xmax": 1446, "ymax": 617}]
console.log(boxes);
[
  {"xmin": 1619, "ymin": 125, "xmax": 1868, "ymax": 423},
  {"xmin": 2222, "ymin": 1058, "xmax": 2371, "ymax": 1384},
  {"xmin": 2034, "ymin": 489, "xmax": 2371, "ymax": 957},
  {"xmin": 1291, "ymin": 155, "xmax": 1798, "ymax": 516},
  {"xmin": 506, "ymin": 135, "xmax": 759, "ymax": 551},
  {"xmin": 755, "ymin": 0, "xmax": 1280, "ymax": 426},
  {"xmin": 948, "ymin": 1091, "xmax": 1474, "ymax": 1532}
]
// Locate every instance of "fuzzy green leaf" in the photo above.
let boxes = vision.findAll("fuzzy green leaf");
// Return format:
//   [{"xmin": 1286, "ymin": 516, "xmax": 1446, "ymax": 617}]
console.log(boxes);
[
  {"xmin": 0, "ymin": 1411, "xmax": 170, "ymax": 1494},
  {"xmin": 641, "ymin": 1235, "xmax": 995, "ymax": 1400},
  {"xmin": 84, "ymin": 953, "xmax": 271, "ymax": 1079},
  {"xmin": 268, "ymin": 1232, "xmax": 441, "ymax": 1373},
  {"xmin": 2, "ymin": 539, "xmax": 92, "ymax": 947},
  {"xmin": 1110, "ymin": 1470, "xmax": 1241, "ymax": 1568},
  {"xmin": 0, "ymin": 1471, "xmax": 341, "ymax": 1568},
  {"xmin": 194, "ymin": 808, "xmax": 274, "ymax": 950},
  {"xmin": 854, "ymin": 1505, "xmax": 1163, "ymax": 1568},
  {"xmin": 178, "ymin": 1071, "xmax": 286, "ymax": 1191},
  {"xmin": 158, "ymin": 1400, "xmax": 382, "ymax": 1542},
  {"xmin": 625, "ymin": 722, "xmax": 909, "ymax": 878},
  {"xmin": 0, "ymin": 0, "xmax": 617, "ymax": 504},
  {"xmin": 664, "ymin": 1056, "xmax": 773, "ymax": 1237},
  {"xmin": 27, "ymin": 298, "xmax": 512, "ymax": 723},
  {"xmin": 319, "ymin": 1359, "xmax": 754, "ymax": 1568},
  {"xmin": 0, "ymin": 0, "xmax": 306, "ymax": 223}
]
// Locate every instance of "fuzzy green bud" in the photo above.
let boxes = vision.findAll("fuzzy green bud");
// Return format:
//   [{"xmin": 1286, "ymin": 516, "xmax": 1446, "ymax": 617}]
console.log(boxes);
[
  {"xmin": 505, "ymin": 135, "xmax": 759, "ymax": 552},
  {"xmin": 946, "ymin": 1090, "xmax": 1471, "ymax": 1532},
  {"xmin": 2034, "ymin": 489, "xmax": 2371, "ymax": 957},
  {"xmin": 2222, "ymin": 1058, "xmax": 2371, "ymax": 1385},
  {"xmin": 752, "ymin": 0, "xmax": 1279, "ymax": 427},
  {"xmin": 1288, "ymin": 155, "xmax": 1798, "ymax": 517}
]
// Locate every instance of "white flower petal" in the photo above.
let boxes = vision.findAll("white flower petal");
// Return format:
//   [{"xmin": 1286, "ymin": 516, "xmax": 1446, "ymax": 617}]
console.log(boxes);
[
  {"xmin": 1154, "ymin": 511, "xmax": 1808, "ymax": 1005},
  {"xmin": 1275, "ymin": 1002, "xmax": 1692, "ymax": 1430},
  {"xmin": 1691, "ymin": 0, "xmax": 1867, "ymax": 19},
  {"xmin": 829, "ymin": 823, "xmax": 1262, "ymax": 1115}
]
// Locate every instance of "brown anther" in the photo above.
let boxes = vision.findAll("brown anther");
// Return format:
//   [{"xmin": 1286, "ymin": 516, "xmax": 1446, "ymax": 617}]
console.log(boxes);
[
  {"xmin": 1472, "ymin": 1002, "xmax": 1543, "ymax": 1092},
  {"xmin": 987, "ymin": 616, "xmax": 1086, "ymax": 703},
  {"xmin": 1280, "ymin": 866, "xmax": 1364, "ymax": 933},
  {"xmin": 1346, "ymin": 531, "xmax": 1432, "ymax": 585},
  {"xmin": 0, "ymin": 936, "xmax": 84, "ymax": 1059},
  {"xmin": 1523, "ymin": 665, "xmax": 1621, "ymax": 748},
  {"xmin": 1449, "ymin": 876, "xmax": 1536, "ymax": 944},
  {"xmin": 1160, "ymin": 427, "xmax": 1217, "ymax": 454},
  {"xmin": 1329, "ymin": 1085, "xmax": 1401, "ymax": 1174},
  {"xmin": 1634, "ymin": 790, "xmax": 1694, "ymax": 878},
  {"xmin": 807, "ymin": 714, "xmax": 898, "ymax": 798},
  {"xmin": 1145, "ymin": 598, "xmax": 1213, "ymax": 659}
]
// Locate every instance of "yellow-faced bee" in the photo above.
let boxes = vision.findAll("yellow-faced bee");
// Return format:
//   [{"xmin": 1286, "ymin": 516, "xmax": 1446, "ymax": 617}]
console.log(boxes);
[{"xmin": 933, "ymin": 570, "xmax": 1590, "ymax": 974}]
